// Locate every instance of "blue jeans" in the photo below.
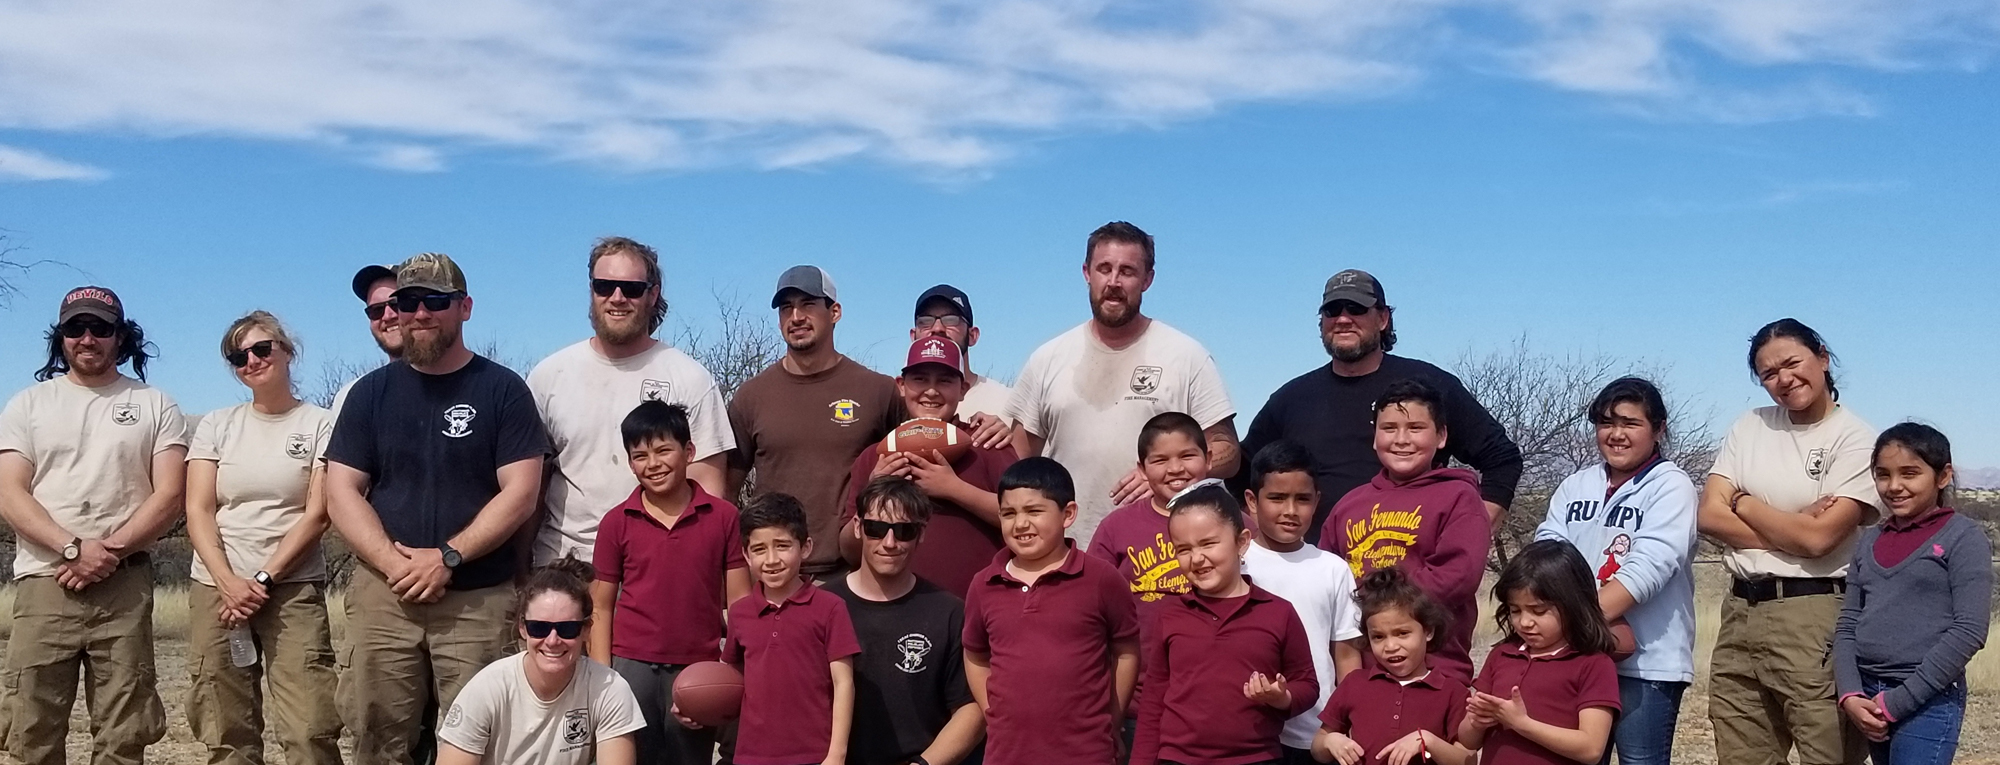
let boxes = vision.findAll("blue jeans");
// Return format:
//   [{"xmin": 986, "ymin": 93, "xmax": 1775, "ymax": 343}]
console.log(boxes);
[
  {"xmin": 1612, "ymin": 676, "xmax": 1687, "ymax": 765},
  {"xmin": 1864, "ymin": 676, "xmax": 1965, "ymax": 765}
]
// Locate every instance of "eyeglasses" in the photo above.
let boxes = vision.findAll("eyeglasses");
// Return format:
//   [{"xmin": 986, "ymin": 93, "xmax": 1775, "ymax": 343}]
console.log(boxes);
[
  {"xmin": 391, "ymin": 291, "xmax": 462, "ymax": 314},
  {"xmin": 914, "ymin": 315, "xmax": 967, "ymax": 330},
  {"xmin": 860, "ymin": 519, "xmax": 925, "ymax": 540},
  {"xmin": 226, "ymin": 340, "xmax": 278, "ymax": 368},
  {"xmin": 523, "ymin": 620, "xmax": 586, "ymax": 640},
  {"xmin": 591, "ymin": 279, "xmax": 651, "ymax": 299},
  {"xmin": 1320, "ymin": 301, "xmax": 1370, "ymax": 319},
  {"xmin": 363, "ymin": 300, "xmax": 397, "ymax": 321},
  {"xmin": 59, "ymin": 321, "xmax": 117, "ymax": 339}
]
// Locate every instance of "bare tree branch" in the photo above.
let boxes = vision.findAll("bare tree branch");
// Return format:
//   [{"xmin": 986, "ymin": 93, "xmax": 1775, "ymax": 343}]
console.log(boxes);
[{"xmin": 672, "ymin": 286, "xmax": 781, "ymax": 403}]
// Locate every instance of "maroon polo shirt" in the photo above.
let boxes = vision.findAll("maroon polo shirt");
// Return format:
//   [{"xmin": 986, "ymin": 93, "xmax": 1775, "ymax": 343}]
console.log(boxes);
[
  {"xmin": 1132, "ymin": 585, "xmax": 1318, "ymax": 765},
  {"xmin": 593, "ymin": 482, "xmax": 747, "ymax": 664},
  {"xmin": 841, "ymin": 423, "xmax": 1018, "ymax": 598},
  {"xmin": 1470, "ymin": 643, "xmax": 1621, "ymax": 765},
  {"xmin": 1317, "ymin": 669, "xmax": 1469, "ymax": 759},
  {"xmin": 724, "ymin": 581, "xmax": 863, "ymax": 765},
  {"xmin": 963, "ymin": 542, "xmax": 1140, "ymax": 765},
  {"xmin": 1875, "ymin": 507, "xmax": 1955, "ymax": 568}
]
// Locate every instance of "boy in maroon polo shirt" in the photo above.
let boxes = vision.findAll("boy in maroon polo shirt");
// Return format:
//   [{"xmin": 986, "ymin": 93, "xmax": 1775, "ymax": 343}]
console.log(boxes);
[
  {"xmin": 964, "ymin": 458, "xmax": 1141, "ymax": 765},
  {"xmin": 840, "ymin": 336, "xmax": 1017, "ymax": 597},
  {"xmin": 588, "ymin": 401, "xmax": 752, "ymax": 765},
  {"xmin": 718, "ymin": 494, "xmax": 861, "ymax": 765}
]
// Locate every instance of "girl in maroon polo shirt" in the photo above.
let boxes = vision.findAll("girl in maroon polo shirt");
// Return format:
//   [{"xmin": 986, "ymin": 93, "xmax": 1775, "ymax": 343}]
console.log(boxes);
[
  {"xmin": 1314, "ymin": 567, "xmax": 1473, "ymax": 765},
  {"xmin": 1132, "ymin": 483, "xmax": 1318, "ymax": 765},
  {"xmin": 1460, "ymin": 541, "xmax": 1620, "ymax": 765}
]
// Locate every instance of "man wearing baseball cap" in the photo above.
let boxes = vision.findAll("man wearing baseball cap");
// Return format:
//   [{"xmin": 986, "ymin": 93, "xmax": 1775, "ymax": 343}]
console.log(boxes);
[
  {"xmin": 329, "ymin": 263, "xmax": 406, "ymax": 417},
  {"xmin": 726, "ymin": 265, "xmax": 898, "ymax": 577},
  {"xmin": 837, "ymin": 336, "xmax": 1019, "ymax": 597},
  {"xmin": 1237, "ymin": 269, "xmax": 1523, "ymax": 541},
  {"xmin": 323, "ymin": 253, "xmax": 550, "ymax": 764},
  {"xmin": 0, "ymin": 286, "xmax": 188, "ymax": 764},
  {"xmin": 912, "ymin": 285, "xmax": 1013, "ymax": 447}
]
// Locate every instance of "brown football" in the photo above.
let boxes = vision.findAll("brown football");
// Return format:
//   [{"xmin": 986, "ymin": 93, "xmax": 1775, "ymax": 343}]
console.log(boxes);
[
  {"xmin": 878, "ymin": 417, "xmax": 971, "ymax": 462},
  {"xmin": 671, "ymin": 661, "xmax": 743, "ymax": 728}
]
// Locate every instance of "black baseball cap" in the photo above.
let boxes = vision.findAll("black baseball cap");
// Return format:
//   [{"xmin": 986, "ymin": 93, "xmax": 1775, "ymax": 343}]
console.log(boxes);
[
  {"xmin": 1321, "ymin": 269, "xmax": 1386, "ymax": 310},
  {"xmin": 350, "ymin": 264, "xmax": 397, "ymax": 301},
  {"xmin": 915, "ymin": 284, "xmax": 973, "ymax": 326}
]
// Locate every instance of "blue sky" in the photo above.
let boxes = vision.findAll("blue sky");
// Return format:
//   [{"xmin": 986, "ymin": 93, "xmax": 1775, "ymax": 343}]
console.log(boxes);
[{"xmin": 3, "ymin": 1, "xmax": 1998, "ymax": 469}]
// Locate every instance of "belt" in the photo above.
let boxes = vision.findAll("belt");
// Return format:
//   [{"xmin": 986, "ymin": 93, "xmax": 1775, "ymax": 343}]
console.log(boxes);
[
  {"xmin": 1730, "ymin": 576, "xmax": 1843, "ymax": 604},
  {"xmin": 116, "ymin": 551, "xmax": 152, "ymax": 570}
]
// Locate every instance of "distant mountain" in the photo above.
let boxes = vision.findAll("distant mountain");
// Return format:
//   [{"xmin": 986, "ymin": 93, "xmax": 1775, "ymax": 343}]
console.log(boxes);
[{"xmin": 1957, "ymin": 467, "xmax": 2000, "ymax": 489}]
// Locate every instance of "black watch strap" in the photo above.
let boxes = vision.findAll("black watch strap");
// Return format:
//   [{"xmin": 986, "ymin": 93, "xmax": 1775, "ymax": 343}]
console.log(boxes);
[
  {"xmin": 441, "ymin": 544, "xmax": 462, "ymax": 569},
  {"xmin": 253, "ymin": 571, "xmax": 274, "ymax": 586}
]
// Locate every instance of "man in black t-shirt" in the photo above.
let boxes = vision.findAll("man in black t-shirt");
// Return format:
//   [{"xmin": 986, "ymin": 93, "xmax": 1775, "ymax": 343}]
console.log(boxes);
[
  {"xmin": 1237, "ymin": 269, "xmax": 1524, "ymax": 542},
  {"xmin": 325, "ymin": 252, "xmax": 549, "ymax": 765},
  {"xmin": 824, "ymin": 476, "xmax": 985, "ymax": 765}
]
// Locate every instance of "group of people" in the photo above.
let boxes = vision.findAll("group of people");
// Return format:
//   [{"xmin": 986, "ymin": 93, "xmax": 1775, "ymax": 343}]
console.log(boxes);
[{"xmin": 0, "ymin": 221, "xmax": 1987, "ymax": 765}]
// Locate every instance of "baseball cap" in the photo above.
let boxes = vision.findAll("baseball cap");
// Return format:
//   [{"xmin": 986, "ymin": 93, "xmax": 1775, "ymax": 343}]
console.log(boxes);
[
  {"xmin": 902, "ymin": 336, "xmax": 966, "ymax": 376},
  {"xmin": 350, "ymin": 264, "xmax": 397, "ymax": 301},
  {"xmin": 772, "ymin": 265, "xmax": 838, "ymax": 308},
  {"xmin": 914, "ymin": 284, "xmax": 974, "ymax": 326},
  {"xmin": 394, "ymin": 253, "xmax": 468, "ymax": 295},
  {"xmin": 1321, "ymin": 269, "xmax": 1385, "ymax": 310},
  {"xmin": 58, "ymin": 286, "xmax": 123, "ymax": 325}
]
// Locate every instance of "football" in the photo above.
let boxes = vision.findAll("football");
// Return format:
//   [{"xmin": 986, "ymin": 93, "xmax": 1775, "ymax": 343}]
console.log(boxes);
[
  {"xmin": 877, "ymin": 417, "xmax": 971, "ymax": 463},
  {"xmin": 671, "ymin": 661, "xmax": 744, "ymax": 728}
]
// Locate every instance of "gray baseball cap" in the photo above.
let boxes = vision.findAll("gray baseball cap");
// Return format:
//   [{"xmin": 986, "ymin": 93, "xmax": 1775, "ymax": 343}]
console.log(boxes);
[
  {"xmin": 772, "ymin": 265, "xmax": 838, "ymax": 307},
  {"xmin": 1321, "ymin": 269, "xmax": 1385, "ymax": 310}
]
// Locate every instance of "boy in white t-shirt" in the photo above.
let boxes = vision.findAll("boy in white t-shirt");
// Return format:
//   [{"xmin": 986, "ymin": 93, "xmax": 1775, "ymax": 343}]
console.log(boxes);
[{"xmin": 1238, "ymin": 441, "xmax": 1363, "ymax": 764}]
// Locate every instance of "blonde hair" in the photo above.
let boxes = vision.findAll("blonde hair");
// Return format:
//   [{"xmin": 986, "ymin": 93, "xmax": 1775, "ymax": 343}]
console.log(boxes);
[{"xmin": 219, "ymin": 310, "xmax": 300, "ymax": 363}]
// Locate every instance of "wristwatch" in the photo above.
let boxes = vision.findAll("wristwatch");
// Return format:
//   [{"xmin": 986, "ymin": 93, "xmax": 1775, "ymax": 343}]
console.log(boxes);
[
  {"xmin": 253, "ymin": 571, "xmax": 274, "ymax": 587},
  {"xmin": 440, "ymin": 543, "xmax": 463, "ymax": 569},
  {"xmin": 61, "ymin": 537, "xmax": 81, "ymax": 561}
]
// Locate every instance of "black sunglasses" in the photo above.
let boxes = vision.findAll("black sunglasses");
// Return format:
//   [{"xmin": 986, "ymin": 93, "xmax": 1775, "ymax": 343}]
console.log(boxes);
[
  {"xmin": 59, "ymin": 321, "xmax": 118, "ymax": 339},
  {"xmin": 363, "ymin": 300, "xmax": 397, "ymax": 321},
  {"xmin": 1320, "ymin": 301, "xmax": 1371, "ymax": 318},
  {"xmin": 392, "ymin": 291, "xmax": 462, "ymax": 314},
  {"xmin": 591, "ymin": 279, "xmax": 651, "ymax": 299},
  {"xmin": 523, "ymin": 619, "xmax": 586, "ymax": 640},
  {"xmin": 860, "ymin": 519, "xmax": 925, "ymax": 540},
  {"xmin": 226, "ymin": 340, "xmax": 278, "ymax": 368}
]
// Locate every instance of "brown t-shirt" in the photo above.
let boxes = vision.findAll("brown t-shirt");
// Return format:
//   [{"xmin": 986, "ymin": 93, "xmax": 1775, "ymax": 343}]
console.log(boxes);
[{"xmin": 728, "ymin": 355, "xmax": 897, "ymax": 572}]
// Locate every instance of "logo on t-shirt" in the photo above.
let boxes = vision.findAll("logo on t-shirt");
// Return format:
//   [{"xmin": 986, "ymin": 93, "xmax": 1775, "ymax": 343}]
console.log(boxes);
[
  {"xmin": 640, "ymin": 378, "xmax": 671, "ymax": 402},
  {"xmin": 830, "ymin": 399, "xmax": 859, "ymax": 425},
  {"xmin": 1806, "ymin": 448, "xmax": 1829, "ymax": 480},
  {"xmin": 561, "ymin": 708, "xmax": 591, "ymax": 746},
  {"xmin": 895, "ymin": 633, "xmax": 933, "ymax": 674},
  {"xmin": 442, "ymin": 404, "xmax": 478, "ymax": 438},
  {"xmin": 1125, "ymin": 534, "xmax": 1188, "ymax": 603},
  {"xmin": 285, "ymin": 433, "xmax": 313, "ymax": 460},
  {"xmin": 1597, "ymin": 534, "xmax": 1632, "ymax": 585},
  {"xmin": 1129, "ymin": 366, "xmax": 1162, "ymax": 396},
  {"xmin": 111, "ymin": 403, "xmax": 140, "ymax": 426},
  {"xmin": 443, "ymin": 704, "xmax": 463, "ymax": 728},
  {"xmin": 1341, "ymin": 505, "xmax": 1424, "ymax": 580}
]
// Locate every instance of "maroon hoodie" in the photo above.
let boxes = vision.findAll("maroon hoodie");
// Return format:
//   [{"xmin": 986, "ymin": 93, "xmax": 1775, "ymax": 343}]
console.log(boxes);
[{"xmin": 1316, "ymin": 467, "xmax": 1491, "ymax": 685}]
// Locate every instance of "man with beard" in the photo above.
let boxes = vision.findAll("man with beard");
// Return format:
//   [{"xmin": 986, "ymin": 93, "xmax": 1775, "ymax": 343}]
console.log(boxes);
[
  {"xmin": 1237, "ymin": 269, "xmax": 1522, "ymax": 543},
  {"xmin": 0, "ymin": 286, "xmax": 187, "ymax": 765},
  {"xmin": 325, "ymin": 253, "xmax": 550, "ymax": 765},
  {"xmin": 527, "ymin": 236, "xmax": 734, "ymax": 565},
  {"xmin": 331, "ymin": 263, "xmax": 405, "ymax": 416},
  {"xmin": 726, "ymin": 265, "xmax": 898, "ymax": 577},
  {"xmin": 1006, "ymin": 221, "xmax": 1239, "ymax": 546}
]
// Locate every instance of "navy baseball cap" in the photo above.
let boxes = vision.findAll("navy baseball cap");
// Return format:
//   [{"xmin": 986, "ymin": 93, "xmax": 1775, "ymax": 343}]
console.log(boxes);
[
  {"xmin": 351, "ymin": 264, "xmax": 397, "ymax": 301},
  {"xmin": 914, "ymin": 284, "xmax": 973, "ymax": 326}
]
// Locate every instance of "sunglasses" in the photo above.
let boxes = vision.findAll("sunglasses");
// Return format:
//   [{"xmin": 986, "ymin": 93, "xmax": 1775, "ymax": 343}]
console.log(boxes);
[
  {"xmin": 59, "ymin": 321, "xmax": 117, "ymax": 339},
  {"xmin": 392, "ymin": 291, "xmax": 462, "ymax": 314},
  {"xmin": 523, "ymin": 619, "xmax": 586, "ymax": 640},
  {"xmin": 226, "ymin": 340, "xmax": 278, "ymax": 368},
  {"xmin": 860, "ymin": 519, "xmax": 925, "ymax": 540},
  {"xmin": 363, "ymin": 300, "xmax": 397, "ymax": 321},
  {"xmin": 914, "ymin": 315, "xmax": 967, "ymax": 330},
  {"xmin": 591, "ymin": 279, "xmax": 651, "ymax": 299},
  {"xmin": 1320, "ymin": 301, "xmax": 1371, "ymax": 318}
]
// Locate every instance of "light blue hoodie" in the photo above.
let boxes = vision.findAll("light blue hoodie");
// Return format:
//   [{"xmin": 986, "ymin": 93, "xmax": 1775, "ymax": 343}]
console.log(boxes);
[{"xmin": 1535, "ymin": 458, "xmax": 1699, "ymax": 683}]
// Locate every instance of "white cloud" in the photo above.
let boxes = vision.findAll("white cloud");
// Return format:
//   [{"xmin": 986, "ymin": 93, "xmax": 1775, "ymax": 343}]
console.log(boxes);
[
  {"xmin": 0, "ymin": 0, "xmax": 1990, "ymax": 173},
  {"xmin": 0, "ymin": 144, "xmax": 108, "ymax": 182}
]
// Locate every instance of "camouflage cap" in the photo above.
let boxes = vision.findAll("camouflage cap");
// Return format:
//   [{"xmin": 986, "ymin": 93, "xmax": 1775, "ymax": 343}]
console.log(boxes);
[{"xmin": 394, "ymin": 252, "xmax": 467, "ymax": 294}]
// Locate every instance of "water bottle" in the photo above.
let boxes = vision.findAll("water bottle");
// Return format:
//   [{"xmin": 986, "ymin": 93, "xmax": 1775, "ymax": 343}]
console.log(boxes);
[{"xmin": 227, "ymin": 627, "xmax": 258, "ymax": 668}]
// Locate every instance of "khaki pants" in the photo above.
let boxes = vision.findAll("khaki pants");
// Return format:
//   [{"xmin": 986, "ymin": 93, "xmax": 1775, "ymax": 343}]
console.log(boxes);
[
  {"xmin": 336, "ymin": 565, "xmax": 514, "ymax": 765},
  {"xmin": 0, "ymin": 566, "xmax": 165, "ymax": 765},
  {"xmin": 1709, "ymin": 590, "xmax": 1867, "ymax": 765},
  {"xmin": 186, "ymin": 582, "xmax": 342, "ymax": 765}
]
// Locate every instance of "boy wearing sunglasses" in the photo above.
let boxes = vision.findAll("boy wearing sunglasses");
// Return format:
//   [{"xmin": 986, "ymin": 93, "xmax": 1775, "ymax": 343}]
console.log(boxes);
[{"xmin": 838, "ymin": 337, "xmax": 1018, "ymax": 599}]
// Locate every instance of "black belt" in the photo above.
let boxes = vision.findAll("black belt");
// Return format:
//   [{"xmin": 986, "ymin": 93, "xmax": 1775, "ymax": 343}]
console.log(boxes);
[{"xmin": 1730, "ymin": 576, "xmax": 1843, "ymax": 604}]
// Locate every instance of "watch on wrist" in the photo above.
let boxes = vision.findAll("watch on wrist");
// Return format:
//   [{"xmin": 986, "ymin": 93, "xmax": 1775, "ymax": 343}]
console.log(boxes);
[
  {"xmin": 253, "ymin": 571, "xmax": 274, "ymax": 587},
  {"xmin": 61, "ymin": 537, "xmax": 82, "ymax": 561},
  {"xmin": 440, "ymin": 544, "xmax": 463, "ymax": 569}
]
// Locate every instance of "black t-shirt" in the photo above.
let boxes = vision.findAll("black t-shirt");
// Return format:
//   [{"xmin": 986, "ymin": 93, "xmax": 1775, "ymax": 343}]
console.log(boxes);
[
  {"xmin": 822, "ymin": 575, "xmax": 975, "ymax": 765},
  {"xmin": 1237, "ymin": 354, "xmax": 1523, "ymax": 542},
  {"xmin": 326, "ymin": 355, "xmax": 548, "ymax": 590}
]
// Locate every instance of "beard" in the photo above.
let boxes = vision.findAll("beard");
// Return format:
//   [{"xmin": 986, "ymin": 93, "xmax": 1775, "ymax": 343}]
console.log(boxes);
[
  {"xmin": 1090, "ymin": 288, "xmax": 1141, "ymax": 328},
  {"xmin": 1323, "ymin": 330, "xmax": 1380, "ymax": 363},
  {"xmin": 784, "ymin": 330, "xmax": 821, "ymax": 353},
  {"xmin": 64, "ymin": 346, "xmax": 117, "ymax": 378},
  {"xmin": 403, "ymin": 322, "xmax": 461, "ymax": 367},
  {"xmin": 590, "ymin": 304, "xmax": 651, "ymax": 346},
  {"xmin": 372, "ymin": 327, "xmax": 404, "ymax": 360}
]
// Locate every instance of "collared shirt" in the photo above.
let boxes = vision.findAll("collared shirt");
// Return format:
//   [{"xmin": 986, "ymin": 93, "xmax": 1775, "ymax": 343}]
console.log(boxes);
[
  {"xmin": 1874, "ymin": 507, "xmax": 1955, "ymax": 568},
  {"xmin": 963, "ymin": 542, "xmax": 1140, "ymax": 765},
  {"xmin": 1471, "ymin": 642, "xmax": 1621, "ymax": 765},
  {"xmin": 1132, "ymin": 584, "xmax": 1318, "ymax": 765},
  {"xmin": 593, "ymin": 482, "xmax": 746, "ymax": 664},
  {"xmin": 724, "ymin": 582, "xmax": 862, "ymax": 765},
  {"xmin": 839, "ymin": 418, "xmax": 1019, "ymax": 598},
  {"xmin": 1318, "ymin": 668, "xmax": 1469, "ymax": 759}
]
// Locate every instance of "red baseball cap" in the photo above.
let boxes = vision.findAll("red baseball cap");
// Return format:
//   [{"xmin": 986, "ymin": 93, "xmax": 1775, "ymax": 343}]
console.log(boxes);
[{"xmin": 902, "ymin": 336, "xmax": 965, "ymax": 376}]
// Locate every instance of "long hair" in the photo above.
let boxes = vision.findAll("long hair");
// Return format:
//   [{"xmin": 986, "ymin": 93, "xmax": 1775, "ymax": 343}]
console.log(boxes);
[
  {"xmin": 1490, "ymin": 540, "xmax": 1615, "ymax": 655},
  {"xmin": 36, "ymin": 319, "xmax": 157, "ymax": 382}
]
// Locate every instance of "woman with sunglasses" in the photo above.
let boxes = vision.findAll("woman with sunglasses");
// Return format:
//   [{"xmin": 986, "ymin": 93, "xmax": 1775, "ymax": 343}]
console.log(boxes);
[
  {"xmin": 439, "ymin": 557, "xmax": 645, "ymax": 765},
  {"xmin": 182, "ymin": 310, "xmax": 342, "ymax": 764}
]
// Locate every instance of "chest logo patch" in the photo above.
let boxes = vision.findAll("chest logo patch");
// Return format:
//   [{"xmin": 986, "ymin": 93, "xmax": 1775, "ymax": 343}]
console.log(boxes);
[
  {"xmin": 1129, "ymin": 366, "xmax": 1162, "ymax": 396},
  {"xmin": 640, "ymin": 378, "xmax": 670, "ymax": 402},
  {"xmin": 1341, "ymin": 505, "xmax": 1424, "ymax": 580},
  {"xmin": 111, "ymin": 403, "xmax": 140, "ymax": 426},
  {"xmin": 895, "ymin": 633, "xmax": 933, "ymax": 674},
  {"xmin": 442, "ymin": 404, "xmax": 478, "ymax": 438},
  {"xmin": 1125, "ymin": 533, "xmax": 1188, "ymax": 602},
  {"xmin": 830, "ymin": 399, "xmax": 859, "ymax": 425},
  {"xmin": 1805, "ymin": 447, "xmax": 1828, "ymax": 480},
  {"xmin": 285, "ymin": 433, "xmax": 313, "ymax": 460},
  {"xmin": 562, "ymin": 708, "xmax": 591, "ymax": 745}
]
